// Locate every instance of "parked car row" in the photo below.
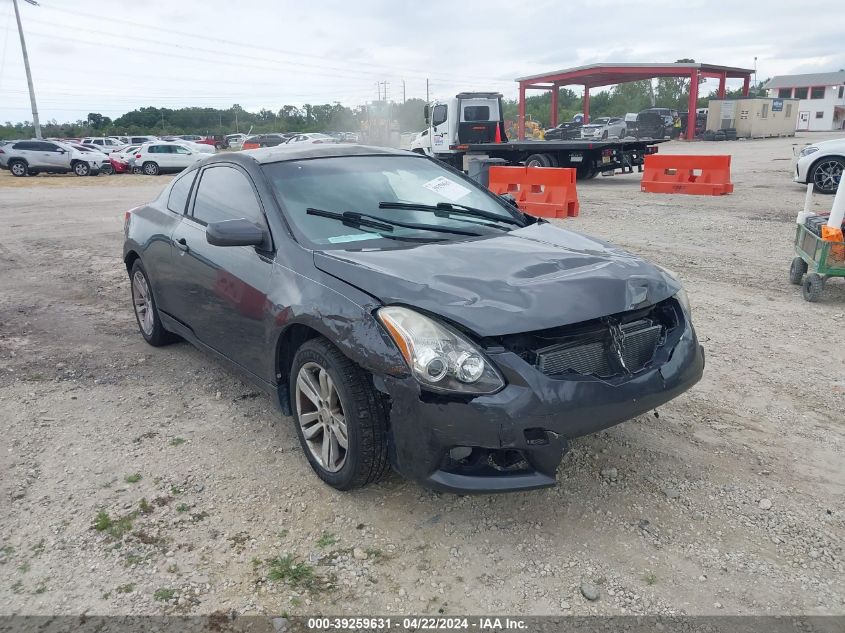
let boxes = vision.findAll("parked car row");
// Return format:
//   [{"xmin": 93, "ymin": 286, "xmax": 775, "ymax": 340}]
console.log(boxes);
[
  {"xmin": 241, "ymin": 132, "xmax": 339, "ymax": 150},
  {"xmin": 0, "ymin": 138, "xmax": 210, "ymax": 177},
  {"xmin": 542, "ymin": 108, "xmax": 687, "ymax": 142}
]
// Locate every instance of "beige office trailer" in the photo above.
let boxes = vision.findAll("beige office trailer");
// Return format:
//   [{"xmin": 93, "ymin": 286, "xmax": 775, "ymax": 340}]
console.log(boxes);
[{"xmin": 706, "ymin": 98, "xmax": 799, "ymax": 138}]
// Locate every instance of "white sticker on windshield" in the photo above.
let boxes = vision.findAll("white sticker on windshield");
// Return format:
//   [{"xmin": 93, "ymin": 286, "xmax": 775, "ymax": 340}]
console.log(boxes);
[
  {"xmin": 422, "ymin": 176, "xmax": 471, "ymax": 202},
  {"xmin": 327, "ymin": 233, "xmax": 380, "ymax": 244}
]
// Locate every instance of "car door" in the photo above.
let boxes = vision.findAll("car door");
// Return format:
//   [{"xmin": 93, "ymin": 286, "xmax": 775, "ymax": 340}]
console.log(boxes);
[
  {"xmin": 171, "ymin": 144, "xmax": 195, "ymax": 169},
  {"xmin": 167, "ymin": 163, "xmax": 274, "ymax": 376},
  {"xmin": 37, "ymin": 142, "xmax": 71, "ymax": 170}
]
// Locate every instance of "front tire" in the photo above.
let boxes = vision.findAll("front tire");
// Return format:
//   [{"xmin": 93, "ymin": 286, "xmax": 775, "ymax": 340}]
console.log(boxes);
[
  {"xmin": 100, "ymin": 163, "xmax": 114, "ymax": 175},
  {"xmin": 143, "ymin": 161, "xmax": 160, "ymax": 176},
  {"xmin": 129, "ymin": 260, "xmax": 178, "ymax": 346},
  {"xmin": 789, "ymin": 257, "xmax": 807, "ymax": 285},
  {"xmin": 810, "ymin": 157, "xmax": 844, "ymax": 194},
  {"xmin": 802, "ymin": 273, "xmax": 825, "ymax": 302},
  {"xmin": 290, "ymin": 337, "xmax": 389, "ymax": 490}
]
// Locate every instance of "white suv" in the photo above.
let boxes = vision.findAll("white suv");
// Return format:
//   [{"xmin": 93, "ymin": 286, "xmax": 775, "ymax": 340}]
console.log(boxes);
[
  {"xmin": 3, "ymin": 140, "xmax": 100, "ymax": 176},
  {"xmin": 134, "ymin": 142, "xmax": 205, "ymax": 175},
  {"xmin": 80, "ymin": 137, "xmax": 126, "ymax": 154}
]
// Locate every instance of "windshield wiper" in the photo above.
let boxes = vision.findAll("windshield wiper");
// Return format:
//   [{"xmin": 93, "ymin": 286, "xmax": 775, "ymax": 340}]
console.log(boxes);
[
  {"xmin": 306, "ymin": 208, "xmax": 482, "ymax": 237},
  {"xmin": 378, "ymin": 201, "xmax": 526, "ymax": 227},
  {"xmin": 307, "ymin": 208, "xmax": 394, "ymax": 232}
]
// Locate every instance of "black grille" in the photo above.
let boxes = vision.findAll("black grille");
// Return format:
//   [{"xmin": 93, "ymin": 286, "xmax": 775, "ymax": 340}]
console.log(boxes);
[{"xmin": 535, "ymin": 319, "xmax": 662, "ymax": 378}]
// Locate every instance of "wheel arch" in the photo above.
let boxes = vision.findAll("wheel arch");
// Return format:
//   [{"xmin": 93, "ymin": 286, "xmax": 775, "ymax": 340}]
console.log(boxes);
[
  {"xmin": 124, "ymin": 249, "xmax": 140, "ymax": 273},
  {"xmin": 274, "ymin": 322, "xmax": 324, "ymax": 415}
]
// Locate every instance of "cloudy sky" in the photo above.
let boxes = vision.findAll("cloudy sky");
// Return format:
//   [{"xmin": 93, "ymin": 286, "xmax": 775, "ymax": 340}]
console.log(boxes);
[{"xmin": 0, "ymin": 0, "xmax": 841, "ymax": 123}]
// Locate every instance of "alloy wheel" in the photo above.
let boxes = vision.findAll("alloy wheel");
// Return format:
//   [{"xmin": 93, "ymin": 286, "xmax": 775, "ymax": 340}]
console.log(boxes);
[
  {"xmin": 131, "ymin": 270, "xmax": 154, "ymax": 336},
  {"xmin": 11, "ymin": 162, "xmax": 26, "ymax": 176},
  {"xmin": 295, "ymin": 361, "xmax": 348, "ymax": 472},
  {"xmin": 814, "ymin": 159, "xmax": 843, "ymax": 192}
]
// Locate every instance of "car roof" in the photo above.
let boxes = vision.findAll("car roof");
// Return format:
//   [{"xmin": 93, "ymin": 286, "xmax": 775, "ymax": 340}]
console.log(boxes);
[{"xmin": 227, "ymin": 143, "xmax": 415, "ymax": 165}]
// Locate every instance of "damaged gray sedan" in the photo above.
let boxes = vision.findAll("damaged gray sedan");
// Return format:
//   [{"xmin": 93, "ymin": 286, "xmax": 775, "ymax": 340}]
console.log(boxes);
[{"xmin": 123, "ymin": 144, "xmax": 704, "ymax": 493}]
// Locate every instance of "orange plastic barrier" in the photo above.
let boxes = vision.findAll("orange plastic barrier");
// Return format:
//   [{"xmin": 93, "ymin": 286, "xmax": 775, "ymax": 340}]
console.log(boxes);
[
  {"xmin": 488, "ymin": 166, "xmax": 579, "ymax": 218},
  {"xmin": 641, "ymin": 154, "xmax": 734, "ymax": 195}
]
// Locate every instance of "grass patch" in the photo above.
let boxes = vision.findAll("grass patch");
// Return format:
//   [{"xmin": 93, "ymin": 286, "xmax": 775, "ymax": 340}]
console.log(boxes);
[
  {"xmin": 124, "ymin": 551, "xmax": 151, "ymax": 567},
  {"xmin": 116, "ymin": 583, "xmax": 135, "ymax": 594},
  {"xmin": 277, "ymin": 529, "xmax": 289, "ymax": 539},
  {"xmin": 34, "ymin": 583, "xmax": 47, "ymax": 594},
  {"xmin": 93, "ymin": 511, "xmax": 134, "ymax": 539},
  {"xmin": 11, "ymin": 580, "xmax": 23, "ymax": 594},
  {"xmin": 176, "ymin": 503, "xmax": 189, "ymax": 513},
  {"xmin": 316, "ymin": 532, "xmax": 337, "ymax": 548},
  {"xmin": 139, "ymin": 498, "xmax": 153, "ymax": 515},
  {"xmin": 167, "ymin": 563, "xmax": 178, "ymax": 573},
  {"xmin": 643, "ymin": 572, "xmax": 658, "ymax": 586},
  {"xmin": 18, "ymin": 562, "xmax": 30, "ymax": 573},
  {"xmin": 124, "ymin": 473, "xmax": 142, "ymax": 484},
  {"xmin": 169, "ymin": 437, "xmax": 186, "ymax": 447},
  {"xmin": 265, "ymin": 554, "xmax": 326, "ymax": 592},
  {"xmin": 190, "ymin": 511, "xmax": 209, "ymax": 523},
  {"xmin": 2, "ymin": 544, "xmax": 15, "ymax": 557},
  {"xmin": 153, "ymin": 587, "xmax": 176, "ymax": 602},
  {"xmin": 366, "ymin": 547, "xmax": 386, "ymax": 563},
  {"xmin": 23, "ymin": 372, "xmax": 46, "ymax": 382},
  {"xmin": 30, "ymin": 540, "xmax": 45, "ymax": 556}
]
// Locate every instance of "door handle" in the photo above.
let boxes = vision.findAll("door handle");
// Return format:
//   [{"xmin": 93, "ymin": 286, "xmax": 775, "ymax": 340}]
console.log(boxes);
[{"xmin": 175, "ymin": 237, "xmax": 189, "ymax": 252}]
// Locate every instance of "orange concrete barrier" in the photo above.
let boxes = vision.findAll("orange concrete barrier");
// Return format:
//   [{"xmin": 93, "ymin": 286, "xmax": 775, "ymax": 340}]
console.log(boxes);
[
  {"xmin": 641, "ymin": 154, "xmax": 734, "ymax": 195},
  {"xmin": 488, "ymin": 166, "xmax": 579, "ymax": 218}
]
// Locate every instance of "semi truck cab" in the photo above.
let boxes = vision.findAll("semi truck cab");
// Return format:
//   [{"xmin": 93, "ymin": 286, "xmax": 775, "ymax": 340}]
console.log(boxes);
[{"xmin": 411, "ymin": 92, "xmax": 506, "ymax": 158}]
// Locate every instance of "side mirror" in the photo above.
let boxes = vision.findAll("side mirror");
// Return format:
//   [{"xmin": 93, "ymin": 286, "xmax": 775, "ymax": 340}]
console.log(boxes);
[
  {"xmin": 423, "ymin": 104, "xmax": 430, "ymax": 124},
  {"xmin": 206, "ymin": 219, "xmax": 267, "ymax": 247}
]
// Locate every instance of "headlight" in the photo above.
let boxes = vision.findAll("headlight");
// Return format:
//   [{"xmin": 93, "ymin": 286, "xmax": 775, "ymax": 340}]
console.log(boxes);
[
  {"xmin": 657, "ymin": 265, "xmax": 691, "ymax": 313},
  {"xmin": 377, "ymin": 306, "xmax": 504, "ymax": 394},
  {"xmin": 799, "ymin": 146, "xmax": 819, "ymax": 157}
]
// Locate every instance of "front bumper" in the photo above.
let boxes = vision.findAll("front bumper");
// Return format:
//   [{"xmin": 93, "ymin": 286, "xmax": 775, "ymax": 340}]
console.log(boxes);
[
  {"xmin": 793, "ymin": 157, "xmax": 810, "ymax": 184},
  {"xmin": 380, "ymin": 320, "xmax": 704, "ymax": 494}
]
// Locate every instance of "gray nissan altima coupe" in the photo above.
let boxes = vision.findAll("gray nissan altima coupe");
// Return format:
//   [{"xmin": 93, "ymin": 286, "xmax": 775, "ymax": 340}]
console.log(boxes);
[{"xmin": 123, "ymin": 144, "xmax": 704, "ymax": 493}]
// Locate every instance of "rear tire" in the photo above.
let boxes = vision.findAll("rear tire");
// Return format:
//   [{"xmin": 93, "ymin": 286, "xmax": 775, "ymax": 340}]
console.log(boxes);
[
  {"xmin": 289, "ymin": 337, "xmax": 389, "ymax": 490},
  {"xmin": 143, "ymin": 161, "xmax": 160, "ymax": 176},
  {"xmin": 525, "ymin": 153, "xmax": 552, "ymax": 168},
  {"xmin": 789, "ymin": 257, "xmax": 807, "ymax": 285},
  {"xmin": 802, "ymin": 273, "xmax": 825, "ymax": 302},
  {"xmin": 73, "ymin": 161, "xmax": 90, "ymax": 176},
  {"xmin": 129, "ymin": 260, "xmax": 178, "ymax": 346},
  {"xmin": 9, "ymin": 160, "xmax": 27, "ymax": 177}
]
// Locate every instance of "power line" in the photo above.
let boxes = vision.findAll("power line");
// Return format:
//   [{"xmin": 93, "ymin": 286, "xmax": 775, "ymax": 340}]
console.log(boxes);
[{"xmin": 35, "ymin": 2, "xmax": 514, "ymax": 87}]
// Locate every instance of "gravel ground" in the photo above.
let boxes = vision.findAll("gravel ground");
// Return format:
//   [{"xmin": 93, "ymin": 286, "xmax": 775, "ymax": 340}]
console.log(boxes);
[{"xmin": 0, "ymin": 134, "xmax": 843, "ymax": 617}]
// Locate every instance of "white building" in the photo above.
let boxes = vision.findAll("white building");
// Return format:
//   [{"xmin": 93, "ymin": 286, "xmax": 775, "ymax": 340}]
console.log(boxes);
[{"xmin": 764, "ymin": 70, "xmax": 845, "ymax": 131}]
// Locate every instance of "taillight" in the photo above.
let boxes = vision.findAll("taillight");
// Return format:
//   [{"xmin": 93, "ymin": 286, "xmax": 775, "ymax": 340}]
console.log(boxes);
[
  {"xmin": 135, "ymin": 154, "xmax": 141, "ymax": 159},
  {"xmin": 0, "ymin": 148, "xmax": 5, "ymax": 154}
]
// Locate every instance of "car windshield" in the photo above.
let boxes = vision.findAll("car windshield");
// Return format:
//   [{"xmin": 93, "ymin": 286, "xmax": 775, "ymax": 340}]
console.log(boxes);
[{"xmin": 262, "ymin": 155, "xmax": 522, "ymax": 249}]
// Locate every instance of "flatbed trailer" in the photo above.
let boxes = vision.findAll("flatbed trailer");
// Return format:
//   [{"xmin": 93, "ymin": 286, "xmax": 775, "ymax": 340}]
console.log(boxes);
[{"xmin": 453, "ymin": 138, "xmax": 666, "ymax": 179}]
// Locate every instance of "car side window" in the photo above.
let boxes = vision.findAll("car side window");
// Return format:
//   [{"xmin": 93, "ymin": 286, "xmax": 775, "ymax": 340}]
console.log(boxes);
[
  {"xmin": 432, "ymin": 104, "xmax": 447, "ymax": 126},
  {"xmin": 174, "ymin": 145, "xmax": 190, "ymax": 154},
  {"xmin": 167, "ymin": 171, "xmax": 196, "ymax": 214},
  {"xmin": 192, "ymin": 166, "xmax": 265, "ymax": 228}
]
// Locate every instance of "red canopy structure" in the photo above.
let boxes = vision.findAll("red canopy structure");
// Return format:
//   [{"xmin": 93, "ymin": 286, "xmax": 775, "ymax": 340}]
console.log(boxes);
[{"xmin": 514, "ymin": 62, "xmax": 754, "ymax": 140}]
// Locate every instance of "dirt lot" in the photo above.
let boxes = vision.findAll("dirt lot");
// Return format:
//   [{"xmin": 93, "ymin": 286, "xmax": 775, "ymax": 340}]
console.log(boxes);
[{"xmin": 0, "ymin": 135, "xmax": 843, "ymax": 618}]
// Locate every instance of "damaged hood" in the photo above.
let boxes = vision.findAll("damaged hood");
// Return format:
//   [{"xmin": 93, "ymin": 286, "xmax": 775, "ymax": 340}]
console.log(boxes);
[{"xmin": 313, "ymin": 223, "xmax": 680, "ymax": 337}]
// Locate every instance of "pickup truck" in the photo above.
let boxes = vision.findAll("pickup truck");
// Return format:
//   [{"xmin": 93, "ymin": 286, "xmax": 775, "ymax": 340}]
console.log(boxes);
[{"xmin": 409, "ymin": 92, "xmax": 662, "ymax": 179}]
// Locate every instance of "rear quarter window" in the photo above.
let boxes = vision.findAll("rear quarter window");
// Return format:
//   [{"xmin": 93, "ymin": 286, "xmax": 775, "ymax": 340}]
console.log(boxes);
[
  {"xmin": 463, "ymin": 105, "xmax": 490, "ymax": 121},
  {"xmin": 167, "ymin": 171, "xmax": 196, "ymax": 214}
]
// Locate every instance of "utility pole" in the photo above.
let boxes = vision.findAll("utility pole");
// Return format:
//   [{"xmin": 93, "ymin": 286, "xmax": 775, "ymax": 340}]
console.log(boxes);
[
  {"xmin": 426, "ymin": 78, "xmax": 429, "ymax": 103},
  {"xmin": 753, "ymin": 56, "xmax": 758, "ymax": 93},
  {"xmin": 402, "ymin": 80, "xmax": 406, "ymax": 104},
  {"xmin": 12, "ymin": 0, "xmax": 41, "ymax": 139}
]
